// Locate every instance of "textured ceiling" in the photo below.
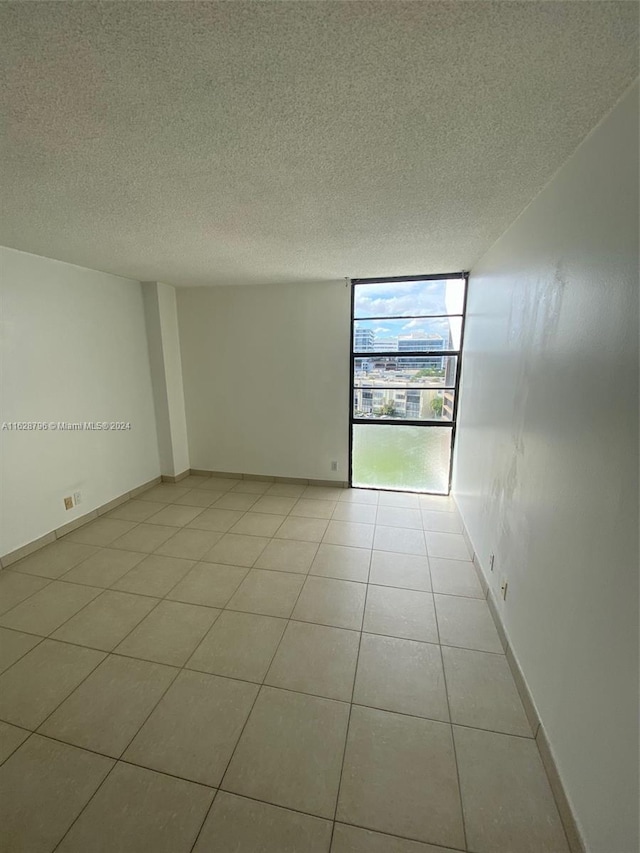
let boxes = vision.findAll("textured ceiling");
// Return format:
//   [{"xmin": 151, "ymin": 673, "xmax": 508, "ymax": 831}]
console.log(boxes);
[{"xmin": 0, "ymin": 2, "xmax": 637, "ymax": 287}]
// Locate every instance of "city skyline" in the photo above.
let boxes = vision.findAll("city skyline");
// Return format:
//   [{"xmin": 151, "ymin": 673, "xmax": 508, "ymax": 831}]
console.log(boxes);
[
  {"xmin": 353, "ymin": 279, "xmax": 465, "ymax": 351},
  {"xmin": 355, "ymin": 327, "xmax": 446, "ymax": 349},
  {"xmin": 354, "ymin": 319, "xmax": 462, "ymax": 351}
]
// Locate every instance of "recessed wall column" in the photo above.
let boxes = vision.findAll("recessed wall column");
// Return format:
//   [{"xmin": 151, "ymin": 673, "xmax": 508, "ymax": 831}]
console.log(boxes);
[{"xmin": 142, "ymin": 281, "xmax": 190, "ymax": 477}]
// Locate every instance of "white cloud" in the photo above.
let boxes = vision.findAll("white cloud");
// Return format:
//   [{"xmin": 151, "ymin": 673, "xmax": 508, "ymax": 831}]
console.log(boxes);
[{"xmin": 354, "ymin": 279, "xmax": 464, "ymax": 318}]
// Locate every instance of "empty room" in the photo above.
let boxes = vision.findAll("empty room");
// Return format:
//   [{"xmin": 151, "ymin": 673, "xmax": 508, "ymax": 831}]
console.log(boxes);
[{"xmin": 0, "ymin": 3, "xmax": 638, "ymax": 853}]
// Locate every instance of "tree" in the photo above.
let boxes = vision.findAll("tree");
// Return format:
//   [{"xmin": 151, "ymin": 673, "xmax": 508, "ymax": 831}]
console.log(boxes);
[
  {"xmin": 382, "ymin": 401, "xmax": 397, "ymax": 417},
  {"xmin": 411, "ymin": 367, "xmax": 444, "ymax": 381},
  {"xmin": 430, "ymin": 397, "xmax": 443, "ymax": 417}
]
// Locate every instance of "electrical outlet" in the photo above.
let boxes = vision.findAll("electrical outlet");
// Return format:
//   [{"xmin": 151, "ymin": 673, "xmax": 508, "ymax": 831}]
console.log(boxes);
[
  {"xmin": 489, "ymin": 553, "xmax": 495, "ymax": 572},
  {"xmin": 73, "ymin": 491, "xmax": 82, "ymax": 505},
  {"xmin": 331, "ymin": 461, "xmax": 338, "ymax": 471},
  {"xmin": 63, "ymin": 496, "xmax": 74, "ymax": 511},
  {"xmin": 500, "ymin": 578, "xmax": 508, "ymax": 600}
]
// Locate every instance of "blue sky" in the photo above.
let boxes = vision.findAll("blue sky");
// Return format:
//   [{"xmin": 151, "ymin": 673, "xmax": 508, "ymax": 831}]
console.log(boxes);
[{"xmin": 353, "ymin": 279, "xmax": 464, "ymax": 321}]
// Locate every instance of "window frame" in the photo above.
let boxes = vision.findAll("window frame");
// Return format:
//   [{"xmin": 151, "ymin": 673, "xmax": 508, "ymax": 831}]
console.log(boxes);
[{"xmin": 349, "ymin": 271, "xmax": 469, "ymax": 494}]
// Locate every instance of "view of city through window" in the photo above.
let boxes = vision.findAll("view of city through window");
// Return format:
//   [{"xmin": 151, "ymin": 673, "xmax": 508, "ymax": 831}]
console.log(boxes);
[{"xmin": 350, "ymin": 275, "xmax": 466, "ymax": 494}]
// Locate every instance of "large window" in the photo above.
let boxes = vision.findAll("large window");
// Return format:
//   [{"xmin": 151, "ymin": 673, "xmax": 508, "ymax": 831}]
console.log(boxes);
[{"xmin": 350, "ymin": 273, "xmax": 467, "ymax": 494}]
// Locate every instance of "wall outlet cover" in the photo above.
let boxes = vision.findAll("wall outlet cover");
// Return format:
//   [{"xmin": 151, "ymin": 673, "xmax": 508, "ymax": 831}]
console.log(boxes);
[{"xmin": 63, "ymin": 496, "xmax": 74, "ymax": 510}]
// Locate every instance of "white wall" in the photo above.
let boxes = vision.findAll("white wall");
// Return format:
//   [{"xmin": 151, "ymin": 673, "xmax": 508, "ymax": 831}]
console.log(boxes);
[
  {"xmin": 142, "ymin": 281, "xmax": 189, "ymax": 477},
  {"xmin": 177, "ymin": 280, "xmax": 350, "ymax": 480},
  {"xmin": 0, "ymin": 248, "xmax": 161, "ymax": 555},
  {"xmin": 453, "ymin": 81, "xmax": 639, "ymax": 853}
]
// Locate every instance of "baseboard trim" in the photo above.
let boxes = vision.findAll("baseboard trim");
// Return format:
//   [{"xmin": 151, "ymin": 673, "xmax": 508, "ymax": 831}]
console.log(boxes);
[
  {"xmin": 0, "ymin": 474, "xmax": 162, "ymax": 568},
  {"xmin": 161, "ymin": 470, "xmax": 190, "ymax": 484},
  {"xmin": 485, "ymin": 588, "xmax": 509, "ymax": 653},
  {"xmin": 129, "ymin": 476, "xmax": 163, "ymax": 499},
  {"xmin": 189, "ymin": 469, "xmax": 348, "ymax": 488},
  {"xmin": 54, "ymin": 509, "xmax": 99, "ymax": 539},
  {"xmin": 97, "ymin": 493, "xmax": 131, "ymax": 516},
  {"xmin": 506, "ymin": 642, "xmax": 541, "ymax": 737},
  {"xmin": 453, "ymin": 496, "xmax": 585, "ymax": 853},
  {"xmin": 1, "ymin": 530, "xmax": 57, "ymax": 568},
  {"xmin": 0, "ymin": 469, "xmax": 349, "ymax": 568},
  {"xmin": 536, "ymin": 724, "xmax": 586, "ymax": 853},
  {"xmin": 190, "ymin": 469, "xmax": 243, "ymax": 479},
  {"xmin": 1, "ymin": 474, "xmax": 584, "ymax": 851}
]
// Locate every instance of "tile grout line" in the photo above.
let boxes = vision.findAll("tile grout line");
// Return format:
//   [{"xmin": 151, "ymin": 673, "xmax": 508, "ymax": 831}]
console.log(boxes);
[
  {"xmin": 0, "ymin": 531, "xmax": 129, "ymax": 615},
  {"xmin": 0, "ymin": 532, "xmax": 507, "ymax": 700},
  {"xmin": 0, "ymin": 630, "xmax": 48, "ymax": 682},
  {"xmin": 4, "ymin": 486, "xmax": 466, "ymax": 587},
  {"xmin": 47, "ymin": 744, "xmax": 217, "ymax": 853},
  {"xmin": 60, "ymin": 577, "xmax": 165, "ymax": 644},
  {"xmin": 0, "ymin": 560, "xmax": 169, "ymax": 676},
  {"xmin": 2, "ymin": 485, "xmax": 478, "ymax": 851},
  {"xmin": 54, "ymin": 489, "xmax": 265, "ymax": 602},
  {"xmin": 196, "ymin": 554, "xmax": 316, "ymax": 850},
  {"xmin": 26, "ymin": 724, "xmax": 478, "ymax": 853},
  {"xmin": 8, "ymin": 647, "xmax": 110, "ymax": 758},
  {"xmin": 0, "ymin": 579, "xmax": 509, "ymax": 682},
  {"xmin": 327, "ymin": 543, "xmax": 372, "ymax": 849},
  {"xmin": 431, "ymin": 537, "xmax": 469, "ymax": 853},
  {"xmin": 45, "ymin": 636, "xmax": 192, "ymax": 853},
  {"xmin": 174, "ymin": 596, "xmax": 243, "ymax": 686},
  {"xmin": 187, "ymin": 787, "xmax": 220, "ymax": 853},
  {"xmin": 50, "ymin": 750, "xmax": 121, "ymax": 853},
  {"xmin": 4, "ymin": 558, "xmax": 486, "ymax": 598},
  {"xmin": 0, "ymin": 573, "xmax": 58, "ymax": 611},
  {"xmin": 187, "ymin": 780, "xmax": 470, "ymax": 853},
  {"xmin": 1, "ymin": 477, "xmax": 449, "ymax": 568},
  {"xmin": 424, "ymin": 522, "xmax": 472, "ymax": 852},
  {"xmin": 0, "ymin": 723, "xmax": 34, "ymax": 769},
  {"xmin": 4, "ymin": 487, "xmax": 420, "ymax": 615},
  {"xmin": 0, "ymin": 627, "xmax": 536, "ymax": 742},
  {"xmin": 338, "ymin": 814, "xmax": 468, "ymax": 853},
  {"xmin": 32, "ymin": 615, "xmax": 179, "ymax": 744},
  {"xmin": 96, "ymin": 477, "xmax": 255, "ymax": 556},
  {"xmin": 3, "ymin": 528, "xmax": 209, "ymax": 782},
  {"xmin": 0, "ymin": 476, "xmax": 163, "ymax": 569},
  {"xmin": 0, "ymin": 588, "xmax": 131, "ymax": 686}
]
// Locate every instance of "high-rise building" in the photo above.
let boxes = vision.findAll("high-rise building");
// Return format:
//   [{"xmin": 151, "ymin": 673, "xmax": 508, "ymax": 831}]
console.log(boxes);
[
  {"xmin": 397, "ymin": 333, "xmax": 445, "ymax": 369},
  {"xmin": 354, "ymin": 327, "xmax": 374, "ymax": 351},
  {"xmin": 375, "ymin": 338, "xmax": 397, "ymax": 351}
]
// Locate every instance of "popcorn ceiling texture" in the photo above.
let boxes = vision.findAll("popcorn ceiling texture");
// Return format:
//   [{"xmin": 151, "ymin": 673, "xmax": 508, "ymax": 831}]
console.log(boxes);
[{"xmin": 0, "ymin": 1, "xmax": 637, "ymax": 287}]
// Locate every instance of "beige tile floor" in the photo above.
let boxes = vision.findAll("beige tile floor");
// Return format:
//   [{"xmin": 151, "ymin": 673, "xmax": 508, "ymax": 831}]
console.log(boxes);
[{"xmin": 0, "ymin": 479, "xmax": 571, "ymax": 853}]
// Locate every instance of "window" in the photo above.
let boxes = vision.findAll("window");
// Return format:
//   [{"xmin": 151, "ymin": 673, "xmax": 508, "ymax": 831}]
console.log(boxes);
[{"xmin": 350, "ymin": 273, "xmax": 467, "ymax": 494}]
